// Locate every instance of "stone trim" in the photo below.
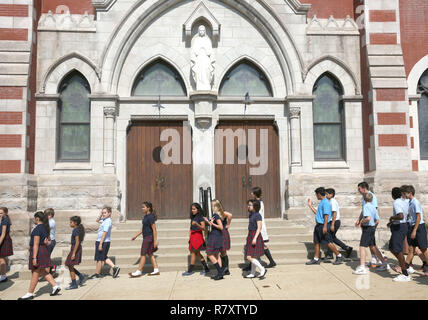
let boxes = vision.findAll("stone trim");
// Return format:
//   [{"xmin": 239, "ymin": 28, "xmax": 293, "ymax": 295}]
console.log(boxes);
[
  {"xmin": 407, "ymin": 54, "xmax": 428, "ymax": 95},
  {"xmin": 92, "ymin": 0, "xmax": 117, "ymax": 12},
  {"xmin": 183, "ymin": 1, "xmax": 221, "ymax": 42},
  {"xmin": 129, "ymin": 115, "xmax": 189, "ymax": 121},
  {"xmin": 218, "ymin": 114, "xmax": 275, "ymax": 120}
]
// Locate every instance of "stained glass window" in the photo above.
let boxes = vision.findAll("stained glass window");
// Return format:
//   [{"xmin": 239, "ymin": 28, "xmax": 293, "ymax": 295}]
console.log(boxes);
[
  {"xmin": 219, "ymin": 61, "xmax": 272, "ymax": 96},
  {"xmin": 418, "ymin": 69, "xmax": 428, "ymax": 159},
  {"xmin": 132, "ymin": 60, "xmax": 186, "ymax": 96},
  {"xmin": 313, "ymin": 73, "xmax": 345, "ymax": 160},
  {"xmin": 57, "ymin": 71, "xmax": 91, "ymax": 161}
]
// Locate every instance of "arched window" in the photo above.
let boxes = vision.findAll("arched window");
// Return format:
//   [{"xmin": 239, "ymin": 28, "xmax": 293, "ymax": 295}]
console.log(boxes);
[
  {"xmin": 57, "ymin": 71, "xmax": 91, "ymax": 161},
  {"xmin": 219, "ymin": 61, "xmax": 272, "ymax": 96},
  {"xmin": 132, "ymin": 60, "xmax": 186, "ymax": 96},
  {"xmin": 312, "ymin": 73, "xmax": 345, "ymax": 160},
  {"xmin": 418, "ymin": 69, "xmax": 428, "ymax": 159}
]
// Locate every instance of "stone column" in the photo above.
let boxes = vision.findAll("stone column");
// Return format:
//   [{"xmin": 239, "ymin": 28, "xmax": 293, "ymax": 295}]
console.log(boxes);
[
  {"xmin": 104, "ymin": 106, "xmax": 116, "ymax": 166},
  {"xmin": 289, "ymin": 107, "xmax": 302, "ymax": 166},
  {"xmin": 190, "ymin": 91, "xmax": 217, "ymax": 202}
]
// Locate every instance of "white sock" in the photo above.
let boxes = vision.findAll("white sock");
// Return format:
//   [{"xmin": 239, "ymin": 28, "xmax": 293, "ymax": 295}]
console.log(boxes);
[
  {"xmin": 21, "ymin": 293, "xmax": 34, "ymax": 299},
  {"xmin": 251, "ymin": 259, "xmax": 264, "ymax": 273},
  {"xmin": 337, "ymin": 253, "xmax": 342, "ymax": 258},
  {"xmin": 250, "ymin": 262, "xmax": 256, "ymax": 275},
  {"xmin": 314, "ymin": 257, "xmax": 319, "ymax": 261},
  {"xmin": 51, "ymin": 285, "xmax": 59, "ymax": 293}
]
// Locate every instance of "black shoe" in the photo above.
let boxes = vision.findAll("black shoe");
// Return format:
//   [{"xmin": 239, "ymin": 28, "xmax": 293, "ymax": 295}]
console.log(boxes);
[
  {"xmin": 78, "ymin": 274, "xmax": 87, "ymax": 285},
  {"xmin": 18, "ymin": 295, "xmax": 34, "ymax": 300},
  {"xmin": 266, "ymin": 262, "xmax": 276, "ymax": 268},
  {"xmin": 113, "ymin": 266, "xmax": 121, "ymax": 278},
  {"xmin": 325, "ymin": 254, "xmax": 334, "ymax": 260},
  {"xmin": 306, "ymin": 259, "xmax": 321, "ymax": 265},
  {"xmin": 50, "ymin": 287, "xmax": 61, "ymax": 296},
  {"xmin": 333, "ymin": 256, "xmax": 344, "ymax": 265},
  {"xmin": 345, "ymin": 247, "xmax": 353, "ymax": 259},
  {"xmin": 89, "ymin": 273, "xmax": 101, "ymax": 280},
  {"xmin": 0, "ymin": 277, "xmax": 7, "ymax": 283},
  {"xmin": 212, "ymin": 274, "xmax": 224, "ymax": 280},
  {"xmin": 223, "ymin": 268, "xmax": 230, "ymax": 275},
  {"xmin": 182, "ymin": 271, "xmax": 195, "ymax": 276},
  {"xmin": 243, "ymin": 264, "xmax": 251, "ymax": 271}
]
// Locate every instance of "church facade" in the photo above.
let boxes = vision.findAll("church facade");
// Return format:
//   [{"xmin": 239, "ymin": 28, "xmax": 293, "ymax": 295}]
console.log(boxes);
[{"xmin": 1, "ymin": 0, "xmax": 428, "ymax": 226}]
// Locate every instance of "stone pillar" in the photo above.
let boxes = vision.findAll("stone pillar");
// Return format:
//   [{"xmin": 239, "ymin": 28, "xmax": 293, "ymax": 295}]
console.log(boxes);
[
  {"xmin": 190, "ymin": 91, "xmax": 217, "ymax": 202},
  {"xmin": 104, "ymin": 106, "xmax": 116, "ymax": 166},
  {"xmin": 289, "ymin": 107, "xmax": 302, "ymax": 166}
]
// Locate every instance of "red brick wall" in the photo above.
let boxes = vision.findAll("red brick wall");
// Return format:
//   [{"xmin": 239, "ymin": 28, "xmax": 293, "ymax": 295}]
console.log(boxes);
[
  {"xmin": 0, "ymin": 4, "xmax": 28, "ymax": 17},
  {"xmin": 0, "ymin": 87, "xmax": 23, "ymax": 99},
  {"xmin": 0, "ymin": 28, "xmax": 28, "ymax": 41},
  {"xmin": 0, "ymin": 135, "xmax": 22, "ymax": 148},
  {"xmin": 300, "ymin": 0, "xmax": 355, "ymax": 19},
  {"xmin": 0, "ymin": 112, "xmax": 22, "ymax": 125},
  {"xmin": 0, "ymin": 160, "xmax": 20, "ymax": 173},
  {"xmin": 412, "ymin": 160, "xmax": 419, "ymax": 171},
  {"xmin": 377, "ymin": 113, "xmax": 406, "ymax": 125},
  {"xmin": 369, "ymin": 10, "xmax": 396, "ymax": 22},
  {"xmin": 378, "ymin": 134, "xmax": 408, "ymax": 147},
  {"xmin": 399, "ymin": 0, "xmax": 428, "ymax": 77},
  {"xmin": 376, "ymin": 89, "xmax": 406, "ymax": 101},
  {"xmin": 42, "ymin": 0, "xmax": 94, "ymax": 14},
  {"xmin": 370, "ymin": 33, "xmax": 397, "ymax": 45}
]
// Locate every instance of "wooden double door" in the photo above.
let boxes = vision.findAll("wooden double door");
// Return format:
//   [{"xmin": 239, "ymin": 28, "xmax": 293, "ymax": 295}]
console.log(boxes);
[
  {"xmin": 126, "ymin": 121, "xmax": 193, "ymax": 220},
  {"xmin": 214, "ymin": 121, "xmax": 281, "ymax": 218}
]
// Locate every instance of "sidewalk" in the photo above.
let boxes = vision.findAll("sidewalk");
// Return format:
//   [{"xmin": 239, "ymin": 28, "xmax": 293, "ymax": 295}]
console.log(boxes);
[{"xmin": 1, "ymin": 254, "xmax": 427, "ymax": 300}]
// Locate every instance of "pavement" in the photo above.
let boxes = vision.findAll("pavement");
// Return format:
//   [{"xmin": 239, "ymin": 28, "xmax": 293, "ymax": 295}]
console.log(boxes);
[{"xmin": 1, "ymin": 251, "xmax": 428, "ymax": 300}]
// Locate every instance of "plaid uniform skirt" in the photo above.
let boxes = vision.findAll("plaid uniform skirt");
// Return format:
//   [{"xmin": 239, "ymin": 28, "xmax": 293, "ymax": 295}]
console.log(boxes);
[
  {"xmin": 141, "ymin": 236, "xmax": 158, "ymax": 256},
  {"xmin": 221, "ymin": 228, "xmax": 231, "ymax": 251},
  {"xmin": 206, "ymin": 231, "xmax": 223, "ymax": 255},
  {"xmin": 65, "ymin": 245, "xmax": 82, "ymax": 266},
  {"xmin": 28, "ymin": 245, "xmax": 51, "ymax": 270},
  {"xmin": 0, "ymin": 234, "xmax": 13, "ymax": 258},
  {"xmin": 244, "ymin": 230, "xmax": 265, "ymax": 258}
]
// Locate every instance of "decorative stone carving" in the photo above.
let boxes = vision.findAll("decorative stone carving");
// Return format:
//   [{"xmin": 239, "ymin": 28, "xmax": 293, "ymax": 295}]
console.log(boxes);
[
  {"xmin": 92, "ymin": 0, "xmax": 116, "ymax": 12},
  {"xmin": 191, "ymin": 25, "xmax": 215, "ymax": 91},
  {"xmin": 38, "ymin": 11, "xmax": 96, "ymax": 32},
  {"xmin": 183, "ymin": 2, "xmax": 221, "ymax": 43},
  {"xmin": 289, "ymin": 107, "xmax": 302, "ymax": 166},
  {"xmin": 104, "ymin": 106, "xmax": 116, "ymax": 118},
  {"xmin": 307, "ymin": 15, "xmax": 359, "ymax": 35},
  {"xmin": 289, "ymin": 107, "xmax": 301, "ymax": 119}
]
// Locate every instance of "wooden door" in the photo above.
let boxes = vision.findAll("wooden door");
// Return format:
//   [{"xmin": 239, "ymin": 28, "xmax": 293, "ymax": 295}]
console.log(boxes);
[
  {"xmin": 126, "ymin": 121, "xmax": 193, "ymax": 220},
  {"xmin": 215, "ymin": 120, "xmax": 280, "ymax": 218}
]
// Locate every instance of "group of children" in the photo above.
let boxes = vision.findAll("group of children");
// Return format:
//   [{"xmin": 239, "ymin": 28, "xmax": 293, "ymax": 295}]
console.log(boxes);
[{"xmin": 306, "ymin": 182, "xmax": 428, "ymax": 282}]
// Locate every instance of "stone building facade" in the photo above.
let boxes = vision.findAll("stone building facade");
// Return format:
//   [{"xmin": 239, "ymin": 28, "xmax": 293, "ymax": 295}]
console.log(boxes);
[{"xmin": 1, "ymin": 0, "xmax": 428, "ymax": 257}]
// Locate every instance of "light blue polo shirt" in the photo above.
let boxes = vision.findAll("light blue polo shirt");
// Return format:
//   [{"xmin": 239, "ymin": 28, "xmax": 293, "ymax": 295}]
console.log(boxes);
[
  {"xmin": 315, "ymin": 198, "xmax": 332, "ymax": 224},
  {"xmin": 362, "ymin": 202, "xmax": 378, "ymax": 227},
  {"xmin": 392, "ymin": 198, "xmax": 408, "ymax": 224},
  {"xmin": 96, "ymin": 217, "xmax": 112, "ymax": 242},
  {"xmin": 408, "ymin": 198, "xmax": 424, "ymax": 226},
  {"xmin": 362, "ymin": 191, "xmax": 378, "ymax": 209}
]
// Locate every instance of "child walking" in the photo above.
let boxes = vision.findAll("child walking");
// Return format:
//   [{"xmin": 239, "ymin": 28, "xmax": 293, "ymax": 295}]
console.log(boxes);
[
  {"xmin": 251, "ymin": 187, "xmax": 276, "ymax": 268},
  {"xmin": 65, "ymin": 216, "xmax": 86, "ymax": 290},
  {"xmin": 45, "ymin": 208, "xmax": 56, "ymax": 274},
  {"xmin": 244, "ymin": 199, "xmax": 267, "ymax": 279},
  {"xmin": 212, "ymin": 199, "xmax": 232, "ymax": 276},
  {"xmin": 89, "ymin": 207, "xmax": 120, "ymax": 279},
  {"xmin": 182, "ymin": 203, "xmax": 210, "ymax": 276},
  {"xmin": 325, "ymin": 188, "xmax": 353, "ymax": 259},
  {"xmin": 18, "ymin": 211, "xmax": 61, "ymax": 300},
  {"xmin": 0, "ymin": 207, "xmax": 13, "ymax": 283},
  {"xmin": 403, "ymin": 185, "xmax": 428, "ymax": 278},
  {"xmin": 306, "ymin": 187, "xmax": 344, "ymax": 265},
  {"xmin": 129, "ymin": 202, "xmax": 160, "ymax": 277},
  {"xmin": 204, "ymin": 201, "xmax": 224, "ymax": 280},
  {"xmin": 353, "ymin": 193, "xmax": 388, "ymax": 275}
]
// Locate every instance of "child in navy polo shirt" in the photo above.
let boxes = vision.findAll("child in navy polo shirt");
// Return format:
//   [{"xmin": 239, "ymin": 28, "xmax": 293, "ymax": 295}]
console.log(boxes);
[
  {"xmin": 89, "ymin": 207, "xmax": 120, "ymax": 279},
  {"xmin": 387, "ymin": 187, "xmax": 409, "ymax": 279},
  {"xmin": 65, "ymin": 216, "xmax": 86, "ymax": 290},
  {"xmin": 0, "ymin": 207, "xmax": 13, "ymax": 283},
  {"xmin": 306, "ymin": 187, "xmax": 344, "ymax": 265},
  {"xmin": 129, "ymin": 202, "xmax": 160, "ymax": 277},
  {"xmin": 403, "ymin": 185, "xmax": 428, "ymax": 278},
  {"xmin": 353, "ymin": 193, "xmax": 387, "ymax": 275}
]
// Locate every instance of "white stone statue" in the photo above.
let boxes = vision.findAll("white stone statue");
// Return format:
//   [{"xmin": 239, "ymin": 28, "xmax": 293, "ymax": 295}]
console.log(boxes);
[{"xmin": 191, "ymin": 25, "xmax": 215, "ymax": 91}]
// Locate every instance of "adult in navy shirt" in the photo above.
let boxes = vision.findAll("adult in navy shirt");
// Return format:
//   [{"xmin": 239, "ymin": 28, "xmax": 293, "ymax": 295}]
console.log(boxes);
[{"xmin": 306, "ymin": 187, "xmax": 344, "ymax": 265}]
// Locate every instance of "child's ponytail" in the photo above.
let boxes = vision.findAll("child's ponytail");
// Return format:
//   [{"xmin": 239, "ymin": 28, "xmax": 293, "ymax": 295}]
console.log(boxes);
[
  {"xmin": 143, "ymin": 201, "xmax": 157, "ymax": 221},
  {"xmin": 34, "ymin": 211, "xmax": 50, "ymax": 235},
  {"xmin": 70, "ymin": 216, "xmax": 85, "ymax": 242}
]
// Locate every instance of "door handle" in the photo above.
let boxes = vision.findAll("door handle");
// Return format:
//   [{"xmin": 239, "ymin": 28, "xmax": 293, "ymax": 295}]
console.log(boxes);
[
  {"xmin": 155, "ymin": 177, "xmax": 159, "ymax": 188},
  {"xmin": 248, "ymin": 176, "xmax": 253, "ymax": 188},
  {"xmin": 160, "ymin": 177, "xmax": 165, "ymax": 189},
  {"xmin": 242, "ymin": 176, "xmax": 246, "ymax": 188}
]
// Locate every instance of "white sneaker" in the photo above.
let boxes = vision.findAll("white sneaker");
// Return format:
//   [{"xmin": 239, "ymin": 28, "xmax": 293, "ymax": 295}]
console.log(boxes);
[
  {"xmin": 131, "ymin": 270, "xmax": 142, "ymax": 277},
  {"xmin": 377, "ymin": 263, "xmax": 389, "ymax": 271},
  {"xmin": 393, "ymin": 274, "xmax": 411, "ymax": 282},
  {"xmin": 245, "ymin": 274, "xmax": 256, "ymax": 278},
  {"xmin": 407, "ymin": 266, "xmax": 415, "ymax": 274},
  {"xmin": 353, "ymin": 266, "xmax": 368, "ymax": 275}
]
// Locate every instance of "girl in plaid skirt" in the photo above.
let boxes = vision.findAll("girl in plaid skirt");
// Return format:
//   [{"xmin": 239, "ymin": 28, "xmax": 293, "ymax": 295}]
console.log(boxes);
[
  {"xmin": 65, "ymin": 216, "xmax": 86, "ymax": 290},
  {"xmin": 0, "ymin": 207, "xmax": 13, "ymax": 283},
  {"xmin": 182, "ymin": 203, "xmax": 210, "ymax": 276},
  {"xmin": 244, "ymin": 200, "xmax": 267, "ymax": 279},
  {"xmin": 211, "ymin": 200, "xmax": 232, "ymax": 276},
  {"xmin": 18, "ymin": 211, "xmax": 61, "ymax": 300},
  {"xmin": 204, "ymin": 201, "xmax": 225, "ymax": 281},
  {"xmin": 129, "ymin": 202, "xmax": 159, "ymax": 277}
]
